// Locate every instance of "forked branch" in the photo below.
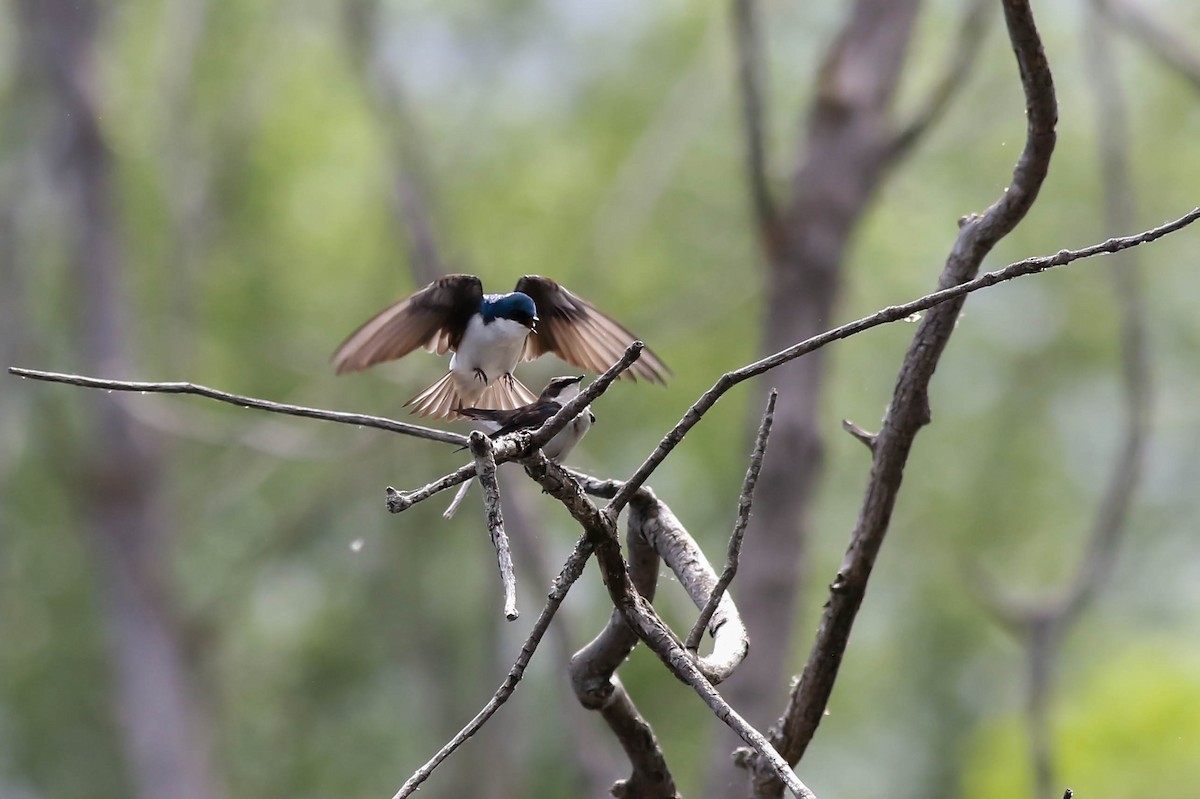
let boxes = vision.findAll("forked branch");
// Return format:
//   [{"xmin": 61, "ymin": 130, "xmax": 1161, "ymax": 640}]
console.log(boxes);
[{"xmin": 749, "ymin": 3, "xmax": 1059, "ymax": 792}]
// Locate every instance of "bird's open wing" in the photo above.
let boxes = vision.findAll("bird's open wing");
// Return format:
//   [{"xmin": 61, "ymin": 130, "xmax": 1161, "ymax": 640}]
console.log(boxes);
[
  {"xmin": 514, "ymin": 275, "xmax": 670, "ymax": 383},
  {"xmin": 332, "ymin": 274, "xmax": 482, "ymax": 374}
]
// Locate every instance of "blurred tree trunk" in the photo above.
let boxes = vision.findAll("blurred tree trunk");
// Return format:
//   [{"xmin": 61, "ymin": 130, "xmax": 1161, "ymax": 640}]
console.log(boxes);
[
  {"xmin": 707, "ymin": 0, "xmax": 921, "ymax": 794},
  {"xmin": 18, "ymin": 3, "xmax": 221, "ymax": 799}
]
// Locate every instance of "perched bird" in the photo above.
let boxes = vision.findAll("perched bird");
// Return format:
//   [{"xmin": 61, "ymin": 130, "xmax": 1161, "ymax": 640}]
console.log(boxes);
[
  {"xmin": 443, "ymin": 376, "xmax": 595, "ymax": 519},
  {"xmin": 332, "ymin": 274, "xmax": 669, "ymax": 418},
  {"xmin": 457, "ymin": 374, "xmax": 595, "ymax": 462}
]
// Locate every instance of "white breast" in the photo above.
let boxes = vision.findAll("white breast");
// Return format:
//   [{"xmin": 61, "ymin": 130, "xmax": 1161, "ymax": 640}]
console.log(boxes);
[
  {"xmin": 542, "ymin": 405, "xmax": 593, "ymax": 462},
  {"xmin": 449, "ymin": 316, "xmax": 531, "ymax": 386}
]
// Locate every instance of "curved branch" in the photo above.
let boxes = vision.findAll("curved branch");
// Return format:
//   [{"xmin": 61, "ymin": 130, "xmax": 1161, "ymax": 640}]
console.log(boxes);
[
  {"xmin": 754, "ymin": 1, "xmax": 1058, "ymax": 787},
  {"xmin": 603, "ymin": 204, "xmax": 1198, "ymax": 518},
  {"xmin": 523, "ymin": 455, "xmax": 813, "ymax": 798},
  {"xmin": 973, "ymin": 11, "xmax": 1152, "ymax": 795},
  {"xmin": 631, "ymin": 494, "xmax": 750, "ymax": 684}
]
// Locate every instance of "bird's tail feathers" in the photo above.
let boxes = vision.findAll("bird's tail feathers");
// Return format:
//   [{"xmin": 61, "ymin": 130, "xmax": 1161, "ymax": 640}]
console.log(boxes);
[
  {"xmin": 406, "ymin": 373, "xmax": 466, "ymax": 419},
  {"xmin": 406, "ymin": 372, "xmax": 537, "ymax": 419},
  {"xmin": 476, "ymin": 374, "xmax": 537, "ymax": 411}
]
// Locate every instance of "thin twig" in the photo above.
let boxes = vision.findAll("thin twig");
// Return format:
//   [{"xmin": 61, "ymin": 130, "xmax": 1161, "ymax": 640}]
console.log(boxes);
[
  {"xmin": 970, "ymin": 11, "xmax": 1152, "ymax": 797},
  {"xmin": 385, "ymin": 342, "xmax": 645, "ymax": 514},
  {"xmin": 469, "ymin": 431, "xmax": 518, "ymax": 621},
  {"xmin": 442, "ymin": 478, "xmax": 473, "ymax": 519},
  {"xmin": 686, "ymin": 389, "xmax": 776, "ymax": 651},
  {"xmin": 632, "ymin": 493, "xmax": 750, "ymax": 684},
  {"xmin": 605, "ymin": 204, "xmax": 1199, "ymax": 518},
  {"xmin": 523, "ymin": 454, "xmax": 813, "ymax": 798},
  {"xmin": 529, "ymin": 342, "xmax": 643, "ymax": 450},
  {"xmin": 753, "ymin": 2, "xmax": 1060, "ymax": 786},
  {"xmin": 391, "ymin": 535, "xmax": 595, "ymax": 799},
  {"xmin": 840, "ymin": 419, "xmax": 877, "ymax": 452},
  {"xmin": 6, "ymin": 367, "xmax": 467, "ymax": 446},
  {"xmin": 386, "ymin": 464, "xmax": 478, "ymax": 512},
  {"xmin": 497, "ymin": 474, "xmax": 622, "ymax": 796}
]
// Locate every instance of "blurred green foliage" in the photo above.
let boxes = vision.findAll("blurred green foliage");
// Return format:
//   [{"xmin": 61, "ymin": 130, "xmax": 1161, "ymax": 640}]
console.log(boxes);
[{"xmin": 3, "ymin": 1, "xmax": 1200, "ymax": 798}]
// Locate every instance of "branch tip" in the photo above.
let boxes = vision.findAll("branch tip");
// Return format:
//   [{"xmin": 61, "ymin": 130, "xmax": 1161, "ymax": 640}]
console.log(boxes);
[
  {"xmin": 841, "ymin": 419, "xmax": 878, "ymax": 451},
  {"xmin": 385, "ymin": 486, "xmax": 412, "ymax": 513},
  {"xmin": 469, "ymin": 429, "xmax": 518, "ymax": 620}
]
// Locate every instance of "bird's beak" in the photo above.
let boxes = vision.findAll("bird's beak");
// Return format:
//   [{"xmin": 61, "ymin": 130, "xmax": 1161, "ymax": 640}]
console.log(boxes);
[{"xmin": 530, "ymin": 316, "xmax": 540, "ymax": 332}]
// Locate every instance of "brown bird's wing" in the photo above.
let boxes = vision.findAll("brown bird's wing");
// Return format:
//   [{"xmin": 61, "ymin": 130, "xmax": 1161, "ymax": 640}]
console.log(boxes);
[
  {"xmin": 332, "ymin": 274, "xmax": 483, "ymax": 374},
  {"xmin": 514, "ymin": 275, "xmax": 670, "ymax": 383}
]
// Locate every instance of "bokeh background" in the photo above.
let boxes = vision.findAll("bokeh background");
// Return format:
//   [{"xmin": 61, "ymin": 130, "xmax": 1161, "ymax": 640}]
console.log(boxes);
[{"xmin": 3, "ymin": 1, "xmax": 1200, "ymax": 798}]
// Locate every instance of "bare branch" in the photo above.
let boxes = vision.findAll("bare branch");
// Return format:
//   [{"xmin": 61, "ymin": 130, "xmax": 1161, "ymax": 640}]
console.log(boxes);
[
  {"xmin": 630, "ymin": 494, "xmax": 750, "ymax": 684},
  {"xmin": 569, "ymin": 482, "xmax": 751, "ymax": 765},
  {"xmin": 752, "ymin": 0, "xmax": 1060, "ymax": 788},
  {"xmin": 971, "ymin": 11, "xmax": 1152, "ymax": 797},
  {"xmin": 496, "ymin": 473, "xmax": 623, "ymax": 795},
  {"xmin": 15, "ymin": 195, "xmax": 1195, "ymax": 521},
  {"xmin": 523, "ymin": 455, "xmax": 813, "ymax": 798},
  {"xmin": 386, "ymin": 463, "xmax": 478, "ymax": 512},
  {"xmin": 529, "ymin": 342, "xmax": 644, "ymax": 450},
  {"xmin": 686, "ymin": 389, "xmax": 776, "ymax": 651},
  {"xmin": 840, "ymin": 419, "xmax": 877, "ymax": 452},
  {"xmin": 384, "ymin": 341, "xmax": 645, "ymax": 514},
  {"xmin": 442, "ymin": 478, "xmax": 473, "ymax": 519},
  {"xmin": 391, "ymin": 535, "xmax": 595, "ymax": 799},
  {"xmin": 7, "ymin": 367, "xmax": 466, "ymax": 446},
  {"xmin": 604, "ymin": 204, "xmax": 1199, "ymax": 519},
  {"xmin": 567, "ymin": 470, "xmax": 625, "ymax": 499},
  {"xmin": 469, "ymin": 431, "xmax": 518, "ymax": 621},
  {"xmin": 604, "ymin": 679, "xmax": 680, "ymax": 799},
  {"xmin": 730, "ymin": 0, "xmax": 778, "ymax": 231},
  {"xmin": 887, "ymin": 0, "xmax": 994, "ymax": 160}
]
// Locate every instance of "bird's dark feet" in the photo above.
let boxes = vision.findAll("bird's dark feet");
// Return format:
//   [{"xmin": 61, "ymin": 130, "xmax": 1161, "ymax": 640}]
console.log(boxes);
[{"xmin": 473, "ymin": 367, "xmax": 488, "ymax": 383}]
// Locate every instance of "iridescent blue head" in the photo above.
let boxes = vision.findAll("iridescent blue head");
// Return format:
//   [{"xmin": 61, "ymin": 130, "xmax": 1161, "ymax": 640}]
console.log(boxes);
[{"xmin": 481, "ymin": 292, "xmax": 538, "ymax": 329}]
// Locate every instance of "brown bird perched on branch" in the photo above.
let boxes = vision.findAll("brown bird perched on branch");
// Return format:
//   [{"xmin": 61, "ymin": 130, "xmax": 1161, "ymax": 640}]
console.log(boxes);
[
  {"xmin": 443, "ymin": 375, "xmax": 595, "ymax": 519},
  {"xmin": 457, "ymin": 375, "xmax": 595, "ymax": 462}
]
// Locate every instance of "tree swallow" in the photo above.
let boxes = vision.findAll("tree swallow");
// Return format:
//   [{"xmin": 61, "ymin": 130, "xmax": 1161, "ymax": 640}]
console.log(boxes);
[
  {"xmin": 443, "ymin": 376, "xmax": 595, "ymax": 519},
  {"xmin": 456, "ymin": 375, "xmax": 595, "ymax": 462},
  {"xmin": 332, "ymin": 274, "xmax": 670, "ymax": 418}
]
